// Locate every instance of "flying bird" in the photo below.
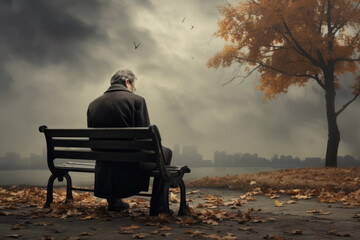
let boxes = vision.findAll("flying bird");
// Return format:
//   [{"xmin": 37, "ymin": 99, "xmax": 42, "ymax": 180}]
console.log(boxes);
[
  {"xmin": 134, "ymin": 41, "xmax": 140, "ymax": 50},
  {"xmin": 182, "ymin": 17, "xmax": 185, "ymax": 23},
  {"xmin": 190, "ymin": 25, "xmax": 194, "ymax": 30}
]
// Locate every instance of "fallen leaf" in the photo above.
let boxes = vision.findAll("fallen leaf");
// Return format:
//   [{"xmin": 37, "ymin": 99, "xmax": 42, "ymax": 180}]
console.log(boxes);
[
  {"xmin": 187, "ymin": 190, "xmax": 200, "ymax": 194},
  {"xmin": 269, "ymin": 194, "xmax": 280, "ymax": 199},
  {"xmin": 132, "ymin": 233, "xmax": 148, "ymax": 239},
  {"xmin": 265, "ymin": 234, "xmax": 286, "ymax": 240},
  {"xmin": 222, "ymin": 232, "xmax": 237, "ymax": 240},
  {"xmin": 11, "ymin": 224, "xmax": 20, "ymax": 230},
  {"xmin": 6, "ymin": 234, "xmax": 23, "ymax": 239},
  {"xmin": 66, "ymin": 237, "xmax": 81, "ymax": 240},
  {"xmin": 239, "ymin": 227, "xmax": 252, "ymax": 231},
  {"xmin": 144, "ymin": 222, "xmax": 159, "ymax": 226},
  {"xmin": 190, "ymin": 230, "xmax": 205, "ymax": 237},
  {"xmin": 119, "ymin": 230, "xmax": 135, "ymax": 234},
  {"xmin": 0, "ymin": 211, "xmax": 13, "ymax": 216},
  {"xmin": 80, "ymin": 215, "xmax": 95, "ymax": 220},
  {"xmin": 169, "ymin": 192, "xmax": 180, "ymax": 203},
  {"xmin": 341, "ymin": 233, "xmax": 351, "ymax": 237},
  {"xmin": 41, "ymin": 236, "xmax": 55, "ymax": 240},
  {"xmin": 169, "ymin": 188, "xmax": 180, "ymax": 193},
  {"xmin": 208, "ymin": 205, "xmax": 218, "ymax": 209},
  {"xmin": 251, "ymin": 218, "xmax": 266, "ymax": 223},
  {"xmin": 306, "ymin": 209, "xmax": 331, "ymax": 215},
  {"xmin": 151, "ymin": 230, "xmax": 159, "ymax": 235},
  {"xmin": 286, "ymin": 200, "xmax": 296, "ymax": 204},
  {"xmin": 204, "ymin": 219, "xmax": 219, "ymax": 225},
  {"xmin": 327, "ymin": 230, "xmax": 338, "ymax": 235},
  {"xmin": 327, "ymin": 230, "xmax": 351, "ymax": 237},
  {"xmin": 274, "ymin": 200, "xmax": 284, "ymax": 207},
  {"xmin": 203, "ymin": 233, "xmax": 221, "ymax": 239},
  {"xmin": 286, "ymin": 189, "xmax": 301, "ymax": 195},
  {"xmin": 160, "ymin": 232, "xmax": 171, "ymax": 237},
  {"xmin": 250, "ymin": 181, "xmax": 256, "ymax": 185},
  {"xmin": 80, "ymin": 232, "xmax": 92, "ymax": 236},
  {"xmin": 292, "ymin": 230, "xmax": 302, "ymax": 234},
  {"xmin": 159, "ymin": 226, "xmax": 172, "ymax": 231},
  {"xmin": 292, "ymin": 194, "xmax": 311, "ymax": 200},
  {"xmin": 119, "ymin": 225, "xmax": 141, "ymax": 234},
  {"xmin": 120, "ymin": 225, "xmax": 141, "ymax": 231},
  {"xmin": 196, "ymin": 203, "xmax": 204, "ymax": 208},
  {"xmin": 37, "ymin": 222, "xmax": 54, "ymax": 226}
]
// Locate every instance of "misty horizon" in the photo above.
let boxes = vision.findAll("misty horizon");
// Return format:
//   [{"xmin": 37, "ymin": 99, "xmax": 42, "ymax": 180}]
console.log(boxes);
[{"xmin": 1, "ymin": 145, "xmax": 359, "ymax": 171}]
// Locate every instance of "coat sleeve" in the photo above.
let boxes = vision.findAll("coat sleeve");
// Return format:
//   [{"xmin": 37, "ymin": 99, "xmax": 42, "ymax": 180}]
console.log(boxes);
[
  {"xmin": 135, "ymin": 97, "xmax": 150, "ymax": 127},
  {"xmin": 87, "ymin": 108, "xmax": 91, "ymax": 127}
]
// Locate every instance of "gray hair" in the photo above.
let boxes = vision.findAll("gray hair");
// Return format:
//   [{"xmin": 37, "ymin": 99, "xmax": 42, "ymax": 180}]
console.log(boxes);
[{"xmin": 110, "ymin": 69, "xmax": 137, "ymax": 85}]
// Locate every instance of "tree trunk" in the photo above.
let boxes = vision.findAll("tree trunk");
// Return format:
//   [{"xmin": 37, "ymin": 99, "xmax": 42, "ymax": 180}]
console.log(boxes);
[{"xmin": 324, "ymin": 64, "xmax": 340, "ymax": 167}]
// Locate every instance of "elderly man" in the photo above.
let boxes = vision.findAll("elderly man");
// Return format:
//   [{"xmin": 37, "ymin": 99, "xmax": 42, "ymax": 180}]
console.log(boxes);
[{"xmin": 87, "ymin": 69, "xmax": 172, "ymax": 213}]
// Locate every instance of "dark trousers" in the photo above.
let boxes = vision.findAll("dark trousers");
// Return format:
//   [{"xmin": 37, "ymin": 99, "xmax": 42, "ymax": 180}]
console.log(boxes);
[
  {"xmin": 146, "ymin": 147, "xmax": 172, "ymax": 215},
  {"xmin": 107, "ymin": 147, "xmax": 172, "ymax": 213}
]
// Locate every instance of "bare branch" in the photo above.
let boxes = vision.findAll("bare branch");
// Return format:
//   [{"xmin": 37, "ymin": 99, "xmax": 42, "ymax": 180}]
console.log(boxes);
[
  {"xmin": 280, "ymin": 16, "xmax": 322, "ymax": 67},
  {"xmin": 336, "ymin": 94, "xmax": 359, "ymax": 117},
  {"xmin": 234, "ymin": 56, "xmax": 322, "ymax": 83},
  {"xmin": 314, "ymin": 74, "xmax": 325, "ymax": 89},
  {"xmin": 334, "ymin": 57, "xmax": 360, "ymax": 63},
  {"xmin": 222, "ymin": 65, "xmax": 260, "ymax": 86}
]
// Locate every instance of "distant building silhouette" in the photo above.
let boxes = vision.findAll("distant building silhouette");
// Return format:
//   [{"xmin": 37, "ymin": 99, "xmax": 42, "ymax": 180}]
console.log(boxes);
[
  {"xmin": 1, "ymin": 146, "xmax": 359, "ymax": 170},
  {"xmin": 173, "ymin": 145, "xmax": 212, "ymax": 167},
  {"xmin": 0, "ymin": 150, "xmax": 46, "ymax": 170},
  {"xmin": 214, "ymin": 151, "xmax": 226, "ymax": 167}
]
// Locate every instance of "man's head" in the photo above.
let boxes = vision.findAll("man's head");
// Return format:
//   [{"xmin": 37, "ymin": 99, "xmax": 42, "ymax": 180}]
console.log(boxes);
[{"xmin": 110, "ymin": 69, "xmax": 136, "ymax": 92}]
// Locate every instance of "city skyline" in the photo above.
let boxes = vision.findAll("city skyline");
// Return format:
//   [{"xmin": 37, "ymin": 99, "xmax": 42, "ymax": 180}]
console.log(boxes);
[{"xmin": 1, "ymin": 143, "xmax": 360, "ymax": 171}]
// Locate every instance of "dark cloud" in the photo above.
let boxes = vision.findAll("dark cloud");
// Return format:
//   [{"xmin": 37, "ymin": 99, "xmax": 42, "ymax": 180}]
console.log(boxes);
[{"xmin": 0, "ymin": 0, "xmax": 103, "ymax": 93}]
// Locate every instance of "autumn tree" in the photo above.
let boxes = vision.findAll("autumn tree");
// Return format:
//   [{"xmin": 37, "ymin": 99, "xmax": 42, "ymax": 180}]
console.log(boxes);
[{"xmin": 208, "ymin": 0, "xmax": 360, "ymax": 167}]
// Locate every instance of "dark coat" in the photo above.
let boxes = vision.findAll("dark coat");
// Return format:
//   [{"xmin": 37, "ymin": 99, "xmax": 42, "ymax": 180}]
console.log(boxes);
[{"xmin": 87, "ymin": 84, "xmax": 151, "ymax": 198}]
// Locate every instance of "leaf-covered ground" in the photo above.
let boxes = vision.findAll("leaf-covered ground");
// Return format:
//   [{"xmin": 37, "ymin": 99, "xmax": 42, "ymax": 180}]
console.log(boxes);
[
  {"xmin": 187, "ymin": 167, "xmax": 360, "ymax": 207},
  {"xmin": 1, "ymin": 167, "xmax": 360, "ymax": 239}
]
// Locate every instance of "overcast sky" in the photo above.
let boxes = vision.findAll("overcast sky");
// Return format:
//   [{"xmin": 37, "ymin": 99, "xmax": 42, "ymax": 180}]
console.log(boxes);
[{"xmin": 0, "ymin": 0, "xmax": 359, "ymax": 161}]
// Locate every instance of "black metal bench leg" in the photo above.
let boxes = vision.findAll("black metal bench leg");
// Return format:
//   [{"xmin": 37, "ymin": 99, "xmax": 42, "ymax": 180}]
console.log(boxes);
[
  {"xmin": 44, "ymin": 174, "xmax": 57, "ymax": 208},
  {"xmin": 178, "ymin": 180, "xmax": 189, "ymax": 216},
  {"xmin": 64, "ymin": 173, "xmax": 73, "ymax": 203},
  {"xmin": 163, "ymin": 182, "xmax": 170, "ymax": 214},
  {"xmin": 150, "ymin": 177, "xmax": 171, "ymax": 216},
  {"xmin": 150, "ymin": 177, "xmax": 161, "ymax": 216}
]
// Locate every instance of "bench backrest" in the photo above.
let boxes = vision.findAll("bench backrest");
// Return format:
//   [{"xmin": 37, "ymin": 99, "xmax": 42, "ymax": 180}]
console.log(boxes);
[{"xmin": 39, "ymin": 125, "xmax": 165, "ymax": 174}]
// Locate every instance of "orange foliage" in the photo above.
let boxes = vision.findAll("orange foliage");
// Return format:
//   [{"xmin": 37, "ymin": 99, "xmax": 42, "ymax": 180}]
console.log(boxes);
[{"xmin": 208, "ymin": 0, "xmax": 360, "ymax": 100}]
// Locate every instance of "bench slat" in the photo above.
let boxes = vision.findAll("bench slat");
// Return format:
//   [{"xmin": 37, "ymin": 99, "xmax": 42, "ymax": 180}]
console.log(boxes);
[
  {"xmin": 53, "ymin": 150, "xmax": 156, "ymax": 162},
  {"xmin": 52, "ymin": 139, "xmax": 155, "ymax": 150},
  {"xmin": 56, "ymin": 162, "xmax": 185, "ymax": 176},
  {"xmin": 46, "ymin": 128, "xmax": 153, "ymax": 139}
]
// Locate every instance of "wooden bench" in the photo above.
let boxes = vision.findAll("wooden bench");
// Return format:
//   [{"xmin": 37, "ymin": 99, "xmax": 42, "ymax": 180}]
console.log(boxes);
[{"xmin": 39, "ymin": 125, "xmax": 191, "ymax": 216}]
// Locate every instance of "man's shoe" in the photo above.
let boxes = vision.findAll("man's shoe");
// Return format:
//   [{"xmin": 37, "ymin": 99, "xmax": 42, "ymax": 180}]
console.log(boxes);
[{"xmin": 108, "ymin": 199, "xmax": 130, "ymax": 212}]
